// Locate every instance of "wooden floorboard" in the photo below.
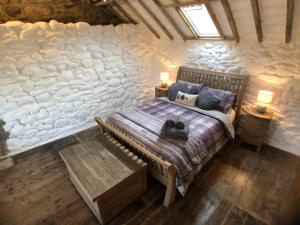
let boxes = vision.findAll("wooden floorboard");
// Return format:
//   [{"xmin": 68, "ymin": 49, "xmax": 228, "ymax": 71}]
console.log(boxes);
[{"xmin": 0, "ymin": 127, "xmax": 299, "ymax": 225}]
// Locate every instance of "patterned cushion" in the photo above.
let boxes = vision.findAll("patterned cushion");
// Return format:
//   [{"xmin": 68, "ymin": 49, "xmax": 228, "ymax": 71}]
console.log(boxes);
[
  {"xmin": 168, "ymin": 82, "xmax": 188, "ymax": 101},
  {"xmin": 199, "ymin": 87, "xmax": 235, "ymax": 113},
  {"xmin": 177, "ymin": 80, "xmax": 203, "ymax": 94},
  {"xmin": 175, "ymin": 91, "xmax": 198, "ymax": 107}
]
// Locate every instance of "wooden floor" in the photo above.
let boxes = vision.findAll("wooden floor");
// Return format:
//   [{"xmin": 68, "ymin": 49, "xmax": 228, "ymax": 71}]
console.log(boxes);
[{"xmin": 0, "ymin": 127, "xmax": 299, "ymax": 225}]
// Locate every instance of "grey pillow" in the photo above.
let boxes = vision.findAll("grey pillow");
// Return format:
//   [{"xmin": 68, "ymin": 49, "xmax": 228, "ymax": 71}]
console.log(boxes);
[
  {"xmin": 177, "ymin": 80, "xmax": 203, "ymax": 94},
  {"xmin": 199, "ymin": 86, "xmax": 235, "ymax": 113},
  {"xmin": 197, "ymin": 91, "xmax": 221, "ymax": 110},
  {"xmin": 168, "ymin": 82, "xmax": 188, "ymax": 101}
]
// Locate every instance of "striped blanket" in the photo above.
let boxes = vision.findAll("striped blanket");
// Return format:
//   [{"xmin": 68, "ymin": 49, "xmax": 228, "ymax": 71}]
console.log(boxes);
[{"xmin": 106, "ymin": 100, "xmax": 231, "ymax": 195}]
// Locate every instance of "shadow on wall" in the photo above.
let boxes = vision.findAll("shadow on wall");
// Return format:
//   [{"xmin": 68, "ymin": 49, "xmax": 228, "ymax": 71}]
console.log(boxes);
[{"xmin": 0, "ymin": 120, "xmax": 9, "ymax": 156}]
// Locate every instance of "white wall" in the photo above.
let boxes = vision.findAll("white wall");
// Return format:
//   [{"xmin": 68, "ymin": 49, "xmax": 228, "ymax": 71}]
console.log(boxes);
[
  {"xmin": 0, "ymin": 21, "xmax": 158, "ymax": 155},
  {"xmin": 1, "ymin": 20, "xmax": 299, "ymax": 157}
]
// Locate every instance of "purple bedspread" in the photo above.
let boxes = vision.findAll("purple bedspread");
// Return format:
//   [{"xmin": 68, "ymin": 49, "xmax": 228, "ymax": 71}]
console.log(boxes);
[{"xmin": 106, "ymin": 100, "xmax": 230, "ymax": 195}]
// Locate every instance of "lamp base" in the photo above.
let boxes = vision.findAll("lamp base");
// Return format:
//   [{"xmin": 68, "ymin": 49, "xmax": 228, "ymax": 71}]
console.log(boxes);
[
  {"xmin": 161, "ymin": 82, "xmax": 167, "ymax": 88},
  {"xmin": 256, "ymin": 105, "xmax": 267, "ymax": 114}
]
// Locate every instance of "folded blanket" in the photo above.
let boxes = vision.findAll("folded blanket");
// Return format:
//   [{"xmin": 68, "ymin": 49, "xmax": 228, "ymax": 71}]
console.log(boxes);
[
  {"xmin": 165, "ymin": 115, "xmax": 177, "ymax": 128},
  {"xmin": 161, "ymin": 124, "xmax": 189, "ymax": 141}
]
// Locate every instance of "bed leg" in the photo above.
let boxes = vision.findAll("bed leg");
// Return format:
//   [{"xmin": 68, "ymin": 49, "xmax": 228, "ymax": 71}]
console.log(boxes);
[{"xmin": 163, "ymin": 165, "xmax": 177, "ymax": 207}]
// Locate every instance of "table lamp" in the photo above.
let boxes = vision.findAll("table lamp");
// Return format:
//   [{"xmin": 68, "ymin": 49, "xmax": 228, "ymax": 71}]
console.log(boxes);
[
  {"xmin": 256, "ymin": 90, "xmax": 273, "ymax": 113},
  {"xmin": 160, "ymin": 72, "xmax": 169, "ymax": 88}
]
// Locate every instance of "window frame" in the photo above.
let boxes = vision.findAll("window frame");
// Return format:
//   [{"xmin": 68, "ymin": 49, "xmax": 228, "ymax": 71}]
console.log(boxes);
[{"xmin": 178, "ymin": 3, "xmax": 221, "ymax": 40}]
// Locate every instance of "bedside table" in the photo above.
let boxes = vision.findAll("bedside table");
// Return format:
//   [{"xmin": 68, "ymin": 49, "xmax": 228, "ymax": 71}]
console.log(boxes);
[
  {"xmin": 155, "ymin": 86, "xmax": 169, "ymax": 98},
  {"xmin": 240, "ymin": 107, "xmax": 273, "ymax": 152}
]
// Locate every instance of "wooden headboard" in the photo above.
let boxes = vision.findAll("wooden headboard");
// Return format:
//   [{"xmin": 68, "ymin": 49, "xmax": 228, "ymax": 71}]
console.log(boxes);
[{"xmin": 176, "ymin": 66, "xmax": 248, "ymax": 117}]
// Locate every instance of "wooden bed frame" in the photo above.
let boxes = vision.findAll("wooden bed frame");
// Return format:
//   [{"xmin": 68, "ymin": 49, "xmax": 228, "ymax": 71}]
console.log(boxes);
[{"xmin": 95, "ymin": 66, "xmax": 248, "ymax": 207}]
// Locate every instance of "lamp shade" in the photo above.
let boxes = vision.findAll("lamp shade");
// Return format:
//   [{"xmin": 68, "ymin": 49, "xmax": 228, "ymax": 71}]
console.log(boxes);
[
  {"xmin": 257, "ymin": 90, "xmax": 273, "ymax": 104},
  {"xmin": 160, "ymin": 72, "xmax": 169, "ymax": 81}
]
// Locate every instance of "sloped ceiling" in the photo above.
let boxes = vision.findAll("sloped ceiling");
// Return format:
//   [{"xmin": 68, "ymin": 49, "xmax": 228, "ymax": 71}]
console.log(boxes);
[{"xmin": 95, "ymin": 0, "xmax": 299, "ymax": 43}]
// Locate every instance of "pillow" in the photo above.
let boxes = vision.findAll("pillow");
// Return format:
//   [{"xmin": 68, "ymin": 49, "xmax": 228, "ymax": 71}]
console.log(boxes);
[
  {"xmin": 168, "ymin": 82, "xmax": 188, "ymax": 101},
  {"xmin": 197, "ymin": 91, "xmax": 221, "ymax": 110},
  {"xmin": 199, "ymin": 87, "xmax": 235, "ymax": 113},
  {"xmin": 177, "ymin": 80, "xmax": 203, "ymax": 94},
  {"xmin": 175, "ymin": 91, "xmax": 198, "ymax": 107}
]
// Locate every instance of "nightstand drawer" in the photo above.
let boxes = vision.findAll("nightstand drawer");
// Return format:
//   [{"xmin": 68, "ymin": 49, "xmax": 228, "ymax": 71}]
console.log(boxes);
[
  {"xmin": 241, "ymin": 121, "xmax": 269, "ymax": 135},
  {"xmin": 242, "ymin": 116, "xmax": 270, "ymax": 129}
]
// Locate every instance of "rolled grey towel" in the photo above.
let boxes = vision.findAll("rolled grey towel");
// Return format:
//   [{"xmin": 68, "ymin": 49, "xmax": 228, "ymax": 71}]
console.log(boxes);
[
  {"xmin": 175, "ymin": 121, "xmax": 185, "ymax": 130},
  {"xmin": 161, "ymin": 124, "xmax": 189, "ymax": 141},
  {"xmin": 164, "ymin": 115, "xmax": 177, "ymax": 128}
]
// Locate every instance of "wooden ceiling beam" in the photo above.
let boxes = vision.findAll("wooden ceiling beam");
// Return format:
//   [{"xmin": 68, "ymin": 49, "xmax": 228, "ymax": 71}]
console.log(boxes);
[
  {"xmin": 221, "ymin": 0, "xmax": 239, "ymax": 43},
  {"xmin": 153, "ymin": 0, "xmax": 186, "ymax": 41},
  {"xmin": 107, "ymin": 4, "xmax": 128, "ymax": 23},
  {"xmin": 161, "ymin": 0, "xmax": 203, "ymax": 8},
  {"xmin": 123, "ymin": 0, "xmax": 160, "ymax": 39},
  {"xmin": 161, "ymin": 0, "xmax": 217, "ymax": 8},
  {"xmin": 112, "ymin": 1, "xmax": 138, "ymax": 25},
  {"xmin": 204, "ymin": 1, "xmax": 225, "ymax": 39},
  {"xmin": 251, "ymin": 0, "xmax": 263, "ymax": 43},
  {"xmin": 137, "ymin": 0, "xmax": 174, "ymax": 40},
  {"xmin": 285, "ymin": 0, "xmax": 294, "ymax": 43}
]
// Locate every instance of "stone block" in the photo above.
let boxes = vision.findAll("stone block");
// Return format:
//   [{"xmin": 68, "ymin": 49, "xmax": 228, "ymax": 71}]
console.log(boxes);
[
  {"xmin": 35, "ymin": 93, "xmax": 51, "ymax": 103},
  {"xmin": 54, "ymin": 119, "xmax": 70, "ymax": 128},
  {"xmin": 10, "ymin": 124, "xmax": 26, "ymax": 137},
  {"xmin": 17, "ymin": 96, "xmax": 36, "ymax": 106}
]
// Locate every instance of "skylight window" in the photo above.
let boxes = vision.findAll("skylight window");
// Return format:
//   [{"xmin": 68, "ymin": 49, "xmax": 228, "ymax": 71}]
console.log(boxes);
[{"xmin": 180, "ymin": 4, "xmax": 220, "ymax": 38}]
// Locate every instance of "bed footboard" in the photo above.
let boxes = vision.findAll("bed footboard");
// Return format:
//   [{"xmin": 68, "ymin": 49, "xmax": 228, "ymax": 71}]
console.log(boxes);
[{"xmin": 95, "ymin": 116, "xmax": 177, "ymax": 207}]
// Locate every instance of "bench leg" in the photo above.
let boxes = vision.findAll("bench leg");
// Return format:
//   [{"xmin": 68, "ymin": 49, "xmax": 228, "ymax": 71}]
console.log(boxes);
[{"xmin": 163, "ymin": 165, "xmax": 177, "ymax": 207}]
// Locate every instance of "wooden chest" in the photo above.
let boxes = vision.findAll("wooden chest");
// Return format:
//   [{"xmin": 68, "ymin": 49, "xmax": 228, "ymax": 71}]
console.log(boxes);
[{"xmin": 59, "ymin": 134, "xmax": 147, "ymax": 224}]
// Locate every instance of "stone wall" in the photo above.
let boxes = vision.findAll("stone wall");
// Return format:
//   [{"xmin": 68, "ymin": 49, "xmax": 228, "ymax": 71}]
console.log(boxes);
[
  {"xmin": 0, "ymin": 0, "xmax": 122, "ymax": 25},
  {"xmin": 0, "ymin": 20, "xmax": 299, "ymax": 156},
  {"xmin": 153, "ymin": 39, "xmax": 300, "ymax": 156},
  {"xmin": 0, "ymin": 21, "xmax": 157, "ymax": 155}
]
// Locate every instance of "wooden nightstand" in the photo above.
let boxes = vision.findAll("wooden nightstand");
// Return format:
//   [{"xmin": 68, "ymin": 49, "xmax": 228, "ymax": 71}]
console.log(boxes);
[
  {"xmin": 155, "ymin": 86, "xmax": 169, "ymax": 98},
  {"xmin": 240, "ymin": 107, "xmax": 273, "ymax": 152}
]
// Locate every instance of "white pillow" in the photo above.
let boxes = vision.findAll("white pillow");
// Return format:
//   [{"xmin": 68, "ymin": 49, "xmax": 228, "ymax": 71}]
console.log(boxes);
[{"xmin": 175, "ymin": 91, "xmax": 198, "ymax": 107}]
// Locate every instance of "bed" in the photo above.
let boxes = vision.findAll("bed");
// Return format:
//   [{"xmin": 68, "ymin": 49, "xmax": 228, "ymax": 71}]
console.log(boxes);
[{"xmin": 95, "ymin": 66, "xmax": 248, "ymax": 207}]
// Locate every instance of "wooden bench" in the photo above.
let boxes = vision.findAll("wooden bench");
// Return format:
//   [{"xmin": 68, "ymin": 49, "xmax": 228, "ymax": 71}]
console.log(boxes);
[{"xmin": 59, "ymin": 134, "xmax": 147, "ymax": 224}]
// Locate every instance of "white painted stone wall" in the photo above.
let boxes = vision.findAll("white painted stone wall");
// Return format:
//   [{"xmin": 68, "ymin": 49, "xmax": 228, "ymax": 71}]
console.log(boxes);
[
  {"xmin": 0, "ymin": 21, "xmax": 158, "ymax": 155},
  {"xmin": 153, "ymin": 39, "xmax": 300, "ymax": 156},
  {"xmin": 1, "ymin": 20, "xmax": 299, "ymax": 156}
]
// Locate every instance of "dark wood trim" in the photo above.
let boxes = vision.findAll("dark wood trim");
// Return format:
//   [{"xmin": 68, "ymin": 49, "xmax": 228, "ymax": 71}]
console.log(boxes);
[
  {"xmin": 251, "ymin": 0, "xmax": 263, "ymax": 43},
  {"xmin": 113, "ymin": 1, "xmax": 138, "ymax": 25},
  {"xmin": 221, "ymin": 0, "xmax": 239, "ymax": 43},
  {"xmin": 123, "ymin": 0, "xmax": 160, "ymax": 39},
  {"xmin": 137, "ymin": 0, "xmax": 174, "ymax": 40},
  {"xmin": 286, "ymin": 0, "xmax": 294, "ymax": 43},
  {"xmin": 153, "ymin": 0, "xmax": 186, "ymax": 41}
]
